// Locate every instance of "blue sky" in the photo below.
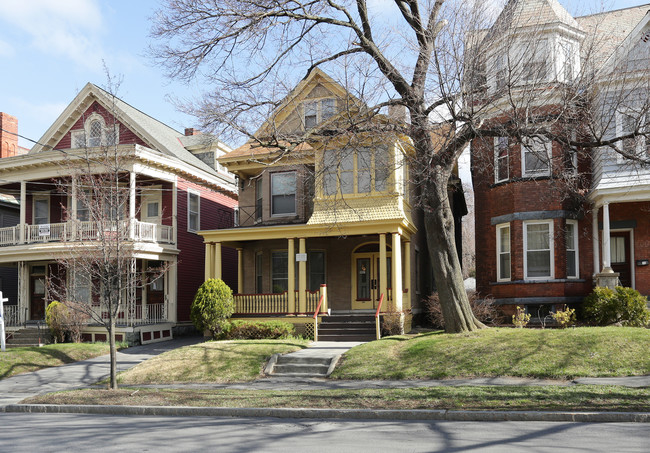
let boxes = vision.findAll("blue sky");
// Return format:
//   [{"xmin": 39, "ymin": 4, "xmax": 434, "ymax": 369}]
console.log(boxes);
[{"xmin": 0, "ymin": 0, "xmax": 647, "ymax": 149}]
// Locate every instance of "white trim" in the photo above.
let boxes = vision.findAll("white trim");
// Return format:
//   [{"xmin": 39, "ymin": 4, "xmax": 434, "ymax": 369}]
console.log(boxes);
[
  {"xmin": 521, "ymin": 138, "xmax": 551, "ymax": 177},
  {"xmin": 523, "ymin": 219, "xmax": 554, "ymax": 280},
  {"xmin": 565, "ymin": 219, "xmax": 579, "ymax": 279},
  {"xmin": 187, "ymin": 189, "xmax": 200, "ymax": 232},
  {"xmin": 270, "ymin": 171, "xmax": 296, "ymax": 217},
  {"xmin": 496, "ymin": 223, "xmax": 511, "ymax": 282}
]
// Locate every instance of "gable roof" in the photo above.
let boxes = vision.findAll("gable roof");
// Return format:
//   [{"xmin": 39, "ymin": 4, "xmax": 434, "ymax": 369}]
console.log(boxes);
[
  {"xmin": 30, "ymin": 83, "xmax": 228, "ymax": 179},
  {"xmin": 489, "ymin": 0, "xmax": 581, "ymax": 38}
]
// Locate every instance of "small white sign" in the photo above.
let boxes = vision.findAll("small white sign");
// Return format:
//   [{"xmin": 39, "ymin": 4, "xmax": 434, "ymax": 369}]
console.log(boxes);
[
  {"xmin": 295, "ymin": 253, "xmax": 307, "ymax": 262},
  {"xmin": 38, "ymin": 224, "xmax": 51, "ymax": 237}
]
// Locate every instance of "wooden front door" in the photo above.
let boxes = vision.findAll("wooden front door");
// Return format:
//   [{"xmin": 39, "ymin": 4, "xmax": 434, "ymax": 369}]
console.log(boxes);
[
  {"xmin": 353, "ymin": 253, "xmax": 391, "ymax": 309},
  {"xmin": 610, "ymin": 231, "xmax": 632, "ymax": 288},
  {"xmin": 30, "ymin": 274, "xmax": 47, "ymax": 320}
]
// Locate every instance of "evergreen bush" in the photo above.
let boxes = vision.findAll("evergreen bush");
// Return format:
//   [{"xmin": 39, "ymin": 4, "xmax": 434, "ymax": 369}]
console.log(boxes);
[
  {"xmin": 190, "ymin": 278, "xmax": 235, "ymax": 338},
  {"xmin": 584, "ymin": 286, "xmax": 650, "ymax": 327}
]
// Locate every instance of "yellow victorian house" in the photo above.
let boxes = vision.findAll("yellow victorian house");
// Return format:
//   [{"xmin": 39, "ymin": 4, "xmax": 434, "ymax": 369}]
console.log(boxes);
[{"xmin": 199, "ymin": 69, "xmax": 465, "ymax": 340}]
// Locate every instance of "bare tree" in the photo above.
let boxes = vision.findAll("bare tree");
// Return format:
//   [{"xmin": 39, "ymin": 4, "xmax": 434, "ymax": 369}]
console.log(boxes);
[
  {"xmin": 150, "ymin": 0, "xmax": 650, "ymax": 332},
  {"xmin": 47, "ymin": 77, "xmax": 167, "ymax": 389}
]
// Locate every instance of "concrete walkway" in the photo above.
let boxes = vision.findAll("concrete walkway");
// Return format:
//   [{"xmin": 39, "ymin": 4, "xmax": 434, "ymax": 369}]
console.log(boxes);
[{"xmin": 0, "ymin": 336, "xmax": 203, "ymax": 407}]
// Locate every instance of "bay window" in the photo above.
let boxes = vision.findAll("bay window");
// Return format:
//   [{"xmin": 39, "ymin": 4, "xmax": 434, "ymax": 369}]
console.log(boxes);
[
  {"xmin": 496, "ymin": 223, "xmax": 511, "ymax": 281},
  {"xmin": 524, "ymin": 220, "xmax": 554, "ymax": 279}
]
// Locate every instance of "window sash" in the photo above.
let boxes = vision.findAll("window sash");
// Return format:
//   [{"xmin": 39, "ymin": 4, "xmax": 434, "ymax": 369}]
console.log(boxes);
[
  {"xmin": 34, "ymin": 198, "xmax": 49, "ymax": 225},
  {"xmin": 497, "ymin": 224, "xmax": 511, "ymax": 281},
  {"xmin": 525, "ymin": 221, "xmax": 553, "ymax": 279},
  {"xmin": 188, "ymin": 192, "xmax": 200, "ymax": 231},
  {"xmin": 494, "ymin": 137, "xmax": 509, "ymax": 182},
  {"xmin": 255, "ymin": 178, "xmax": 263, "ymax": 221},
  {"xmin": 271, "ymin": 251, "xmax": 288, "ymax": 293},
  {"xmin": 522, "ymin": 138, "xmax": 550, "ymax": 176},
  {"xmin": 271, "ymin": 172, "xmax": 296, "ymax": 215},
  {"xmin": 308, "ymin": 251, "xmax": 326, "ymax": 291},
  {"xmin": 566, "ymin": 221, "xmax": 579, "ymax": 278}
]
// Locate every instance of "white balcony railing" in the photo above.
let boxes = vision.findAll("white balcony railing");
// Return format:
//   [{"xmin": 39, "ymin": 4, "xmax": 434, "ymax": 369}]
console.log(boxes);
[
  {"xmin": 2, "ymin": 304, "xmax": 24, "ymax": 326},
  {"xmin": 0, "ymin": 220, "xmax": 174, "ymax": 247},
  {"xmin": 90, "ymin": 302, "xmax": 166, "ymax": 326}
]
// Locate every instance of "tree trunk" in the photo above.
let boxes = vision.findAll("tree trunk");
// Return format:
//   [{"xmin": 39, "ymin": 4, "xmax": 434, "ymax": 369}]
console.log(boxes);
[
  {"xmin": 423, "ymin": 169, "xmax": 485, "ymax": 333},
  {"xmin": 109, "ymin": 317, "xmax": 117, "ymax": 389}
]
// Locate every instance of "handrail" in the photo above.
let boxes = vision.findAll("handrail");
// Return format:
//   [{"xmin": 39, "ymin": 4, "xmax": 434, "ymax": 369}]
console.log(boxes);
[
  {"xmin": 375, "ymin": 293, "xmax": 385, "ymax": 340},
  {"xmin": 313, "ymin": 293, "xmax": 325, "ymax": 342}
]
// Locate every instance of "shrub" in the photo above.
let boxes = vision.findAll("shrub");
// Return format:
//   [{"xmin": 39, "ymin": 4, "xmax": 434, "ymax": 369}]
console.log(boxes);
[
  {"xmin": 583, "ymin": 286, "xmax": 650, "ymax": 327},
  {"xmin": 381, "ymin": 309, "xmax": 403, "ymax": 336},
  {"xmin": 45, "ymin": 301, "xmax": 89, "ymax": 343},
  {"xmin": 551, "ymin": 305, "xmax": 576, "ymax": 328},
  {"xmin": 45, "ymin": 301, "xmax": 67, "ymax": 343},
  {"xmin": 190, "ymin": 278, "xmax": 235, "ymax": 338},
  {"xmin": 512, "ymin": 306, "xmax": 531, "ymax": 328},
  {"xmin": 221, "ymin": 320, "xmax": 295, "ymax": 339},
  {"xmin": 425, "ymin": 291, "xmax": 504, "ymax": 329}
]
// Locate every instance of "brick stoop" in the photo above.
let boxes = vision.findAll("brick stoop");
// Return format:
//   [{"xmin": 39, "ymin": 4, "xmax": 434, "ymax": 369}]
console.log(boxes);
[{"xmin": 317, "ymin": 313, "xmax": 377, "ymax": 342}]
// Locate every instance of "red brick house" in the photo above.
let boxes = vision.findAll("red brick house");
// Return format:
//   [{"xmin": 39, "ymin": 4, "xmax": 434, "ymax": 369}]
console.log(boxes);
[
  {"xmin": 472, "ymin": 1, "xmax": 650, "ymax": 319},
  {"xmin": 0, "ymin": 84, "xmax": 237, "ymax": 343}
]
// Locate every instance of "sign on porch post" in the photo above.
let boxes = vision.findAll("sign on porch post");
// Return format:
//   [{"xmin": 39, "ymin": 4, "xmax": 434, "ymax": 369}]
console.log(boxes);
[{"xmin": 0, "ymin": 291, "xmax": 7, "ymax": 352}]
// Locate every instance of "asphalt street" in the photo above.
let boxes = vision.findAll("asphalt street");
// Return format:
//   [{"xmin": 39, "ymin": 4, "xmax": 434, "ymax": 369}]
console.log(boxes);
[{"xmin": 0, "ymin": 412, "xmax": 649, "ymax": 452}]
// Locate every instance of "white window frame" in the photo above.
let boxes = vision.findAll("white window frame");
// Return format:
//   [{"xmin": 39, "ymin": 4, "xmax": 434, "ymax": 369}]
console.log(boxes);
[
  {"xmin": 523, "ymin": 220, "xmax": 554, "ymax": 280},
  {"xmin": 616, "ymin": 111, "xmax": 648, "ymax": 162},
  {"xmin": 70, "ymin": 113, "xmax": 120, "ymax": 149},
  {"xmin": 187, "ymin": 190, "xmax": 200, "ymax": 232},
  {"xmin": 496, "ymin": 223, "xmax": 511, "ymax": 282},
  {"xmin": 270, "ymin": 171, "xmax": 296, "ymax": 217},
  {"xmin": 558, "ymin": 38, "xmax": 578, "ymax": 83},
  {"xmin": 521, "ymin": 137, "xmax": 551, "ymax": 177},
  {"xmin": 520, "ymin": 40, "xmax": 548, "ymax": 85},
  {"xmin": 494, "ymin": 137, "xmax": 510, "ymax": 183},
  {"xmin": 566, "ymin": 220, "xmax": 579, "ymax": 279}
]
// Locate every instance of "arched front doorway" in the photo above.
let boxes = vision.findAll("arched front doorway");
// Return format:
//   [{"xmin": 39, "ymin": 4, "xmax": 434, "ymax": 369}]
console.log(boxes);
[{"xmin": 351, "ymin": 242, "xmax": 391, "ymax": 310}]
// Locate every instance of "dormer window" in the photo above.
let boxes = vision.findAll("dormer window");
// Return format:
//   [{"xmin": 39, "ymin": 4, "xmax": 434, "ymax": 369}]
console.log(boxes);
[
  {"xmin": 304, "ymin": 98, "xmax": 336, "ymax": 129},
  {"xmin": 71, "ymin": 114, "xmax": 119, "ymax": 148}
]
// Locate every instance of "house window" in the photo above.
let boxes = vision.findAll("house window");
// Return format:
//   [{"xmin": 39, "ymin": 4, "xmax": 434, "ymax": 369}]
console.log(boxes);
[
  {"xmin": 308, "ymin": 251, "xmax": 326, "ymax": 291},
  {"xmin": 33, "ymin": 197, "xmax": 49, "ymax": 225},
  {"xmin": 71, "ymin": 115, "xmax": 119, "ymax": 148},
  {"xmin": 89, "ymin": 120, "xmax": 103, "ymax": 147},
  {"xmin": 610, "ymin": 236, "xmax": 626, "ymax": 264},
  {"xmin": 566, "ymin": 220, "xmax": 579, "ymax": 278},
  {"xmin": 497, "ymin": 223, "xmax": 511, "ymax": 281},
  {"xmin": 494, "ymin": 137, "xmax": 509, "ymax": 183},
  {"xmin": 304, "ymin": 98, "xmax": 336, "ymax": 129},
  {"xmin": 322, "ymin": 146, "xmax": 390, "ymax": 196},
  {"xmin": 77, "ymin": 191, "xmax": 90, "ymax": 221},
  {"xmin": 522, "ymin": 137, "xmax": 551, "ymax": 177},
  {"xmin": 494, "ymin": 54, "xmax": 506, "ymax": 91},
  {"xmin": 524, "ymin": 220, "xmax": 554, "ymax": 279},
  {"xmin": 72, "ymin": 269, "xmax": 92, "ymax": 304},
  {"xmin": 559, "ymin": 39, "xmax": 576, "ymax": 82},
  {"xmin": 255, "ymin": 252, "xmax": 263, "ymax": 293},
  {"xmin": 271, "ymin": 172, "xmax": 296, "ymax": 216},
  {"xmin": 271, "ymin": 251, "xmax": 288, "ymax": 293},
  {"xmin": 521, "ymin": 40, "xmax": 547, "ymax": 84},
  {"xmin": 617, "ymin": 111, "xmax": 648, "ymax": 159},
  {"xmin": 188, "ymin": 191, "xmax": 200, "ymax": 232},
  {"xmin": 255, "ymin": 178, "xmax": 263, "ymax": 221}
]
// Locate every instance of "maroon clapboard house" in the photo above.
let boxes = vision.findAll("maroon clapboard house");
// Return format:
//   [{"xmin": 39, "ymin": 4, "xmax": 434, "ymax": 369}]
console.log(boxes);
[{"xmin": 0, "ymin": 83, "xmax": 237, "ymax": 344}]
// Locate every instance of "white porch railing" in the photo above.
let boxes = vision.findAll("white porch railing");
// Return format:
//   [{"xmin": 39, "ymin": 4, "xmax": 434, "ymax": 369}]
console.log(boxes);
[
  {"xmin": 90, "ymin": 302, "xmax": 167, "ymax": 326},
  {"xmin": 233, "ymin": 288, "xmax": 326, "ymax": 315},
  {"xmin": 0, "ymin": 220, "xmax": 174, "ymax": 247},
  {"xmin": 3, "ymin": 304, "xmax": 24, "ymax": 326}
]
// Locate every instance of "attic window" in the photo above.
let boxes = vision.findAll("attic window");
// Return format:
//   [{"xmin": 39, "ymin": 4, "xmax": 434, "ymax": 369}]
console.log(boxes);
[
  {"xmin": 304, "ymin": 98, "xmax": 336, "ymax": 129},
  {"xmin": 70, "ymin": 114, "xmax": 119, "ymax": 149}
]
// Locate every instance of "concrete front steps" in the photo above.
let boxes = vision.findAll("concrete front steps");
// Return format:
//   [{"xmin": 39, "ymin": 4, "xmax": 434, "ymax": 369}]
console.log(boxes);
[
  {"xmin": 5, "ymin": 326, "xmax": 51, "ymax": 348},
  {"xmin": 265, "ymin": 341, "xmax": 363, "ymax": 378},
  {"xmin": 317, "ymin": 313, "xmax": 377, "ymax": 342}
]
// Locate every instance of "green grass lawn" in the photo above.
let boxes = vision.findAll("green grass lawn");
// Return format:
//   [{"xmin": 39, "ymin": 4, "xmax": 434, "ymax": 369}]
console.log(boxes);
[
  {"xmin": 331, "ymin": 327, "xmax": 650, "ymax": 380},
  {"xmin": 0, "ymin": 343, "xmax": 112, "ymax": 379},
  {"xmin": 117, "ymin": 339, "xmax": 309, "ymax": 384},
  {"xmin": 25, "ymin": 385, "xmax": 650, "ymax": 412}
]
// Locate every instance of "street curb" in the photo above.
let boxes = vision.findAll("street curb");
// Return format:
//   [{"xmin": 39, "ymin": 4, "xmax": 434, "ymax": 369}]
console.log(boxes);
[{"xmin": 3, "ymin": 404, "xmax": 649, "ymax": 423}]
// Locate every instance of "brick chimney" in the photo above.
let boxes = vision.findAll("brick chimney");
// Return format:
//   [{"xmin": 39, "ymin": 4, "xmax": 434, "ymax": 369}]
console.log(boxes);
[
  {"xmin": 185, "ymin": 128, "xmax": 202, "ymax": 136},
  {"xmin": 0, "ymin": 113, "xmax": 18, "ymax": 158}
]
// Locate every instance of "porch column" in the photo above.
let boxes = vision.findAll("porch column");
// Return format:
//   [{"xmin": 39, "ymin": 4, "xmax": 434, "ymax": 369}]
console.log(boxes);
[
  {"xmin": 298, "ymin": 238, "xmax": 307, "ymax": 314},
  {"xmin": 288, "ymin": 238, "xmax": 296, "ymax": 314},
  {"xmin": 392, "ymin": 233, "xmax": 403, "ymax": 311},
  {"xmin": 403, "ymin": 240, "xmax": 411, "ymax": 310},
  {"xmin": 19, "ymin": 181, "xmax": 26, "ymax": 243},
  {"xmin": 205, "ymin": 243, "xmax": 214, "ymax": 280},
  {"xmin": 602, "ymin": 202, "xmax": 612, "ymax": 272},
  {"xmin": 379, "ymin": 233, "xmax": 387, "ymax": 304},
  {"xmin": 172, "ymin": 179, "xmax": 178, "ymax": 244},
  {"xmin": 167, "ymin": 256, "xmax": 178, "ymax": 322},
  {"xmin": 71, "ymin": 178, "xmax": 77, "ymax": 241},
  {"xmin": 214, "ymin": 242, "xmax": 222, "ymax": 280},
  {"xmin": 237, "ymin": 248, "xmax": 244, "ymax": 294},
  {"xmin": 129, "ymin": 171, "xmax": 136, "ymax": 240},
  {"xmin": 592, "ymin": 207, "xmax": 600, "ymax": 275}
]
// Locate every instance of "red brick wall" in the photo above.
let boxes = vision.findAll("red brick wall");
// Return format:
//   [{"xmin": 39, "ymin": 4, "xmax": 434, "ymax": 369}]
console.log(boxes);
[
  {"xmin": 176, "ymin": 179, "xmax": 237, "ymax": 321},
  {"xmin": 0, "ymin": 113, "xmax": 18, "ymax": 158}
]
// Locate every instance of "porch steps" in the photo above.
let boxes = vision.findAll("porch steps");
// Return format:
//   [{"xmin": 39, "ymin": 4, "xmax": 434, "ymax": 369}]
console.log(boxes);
[
  {"xmin": 317, "ymin": 313, "xmax": 376, "ymax": 342},
  {"xmin": 4, "ymin": 327, "xmax": 52, "ymax": 347},
  {"xmin": 270, "ymin": 355, "xmax": 333, "ymax": 377}
]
